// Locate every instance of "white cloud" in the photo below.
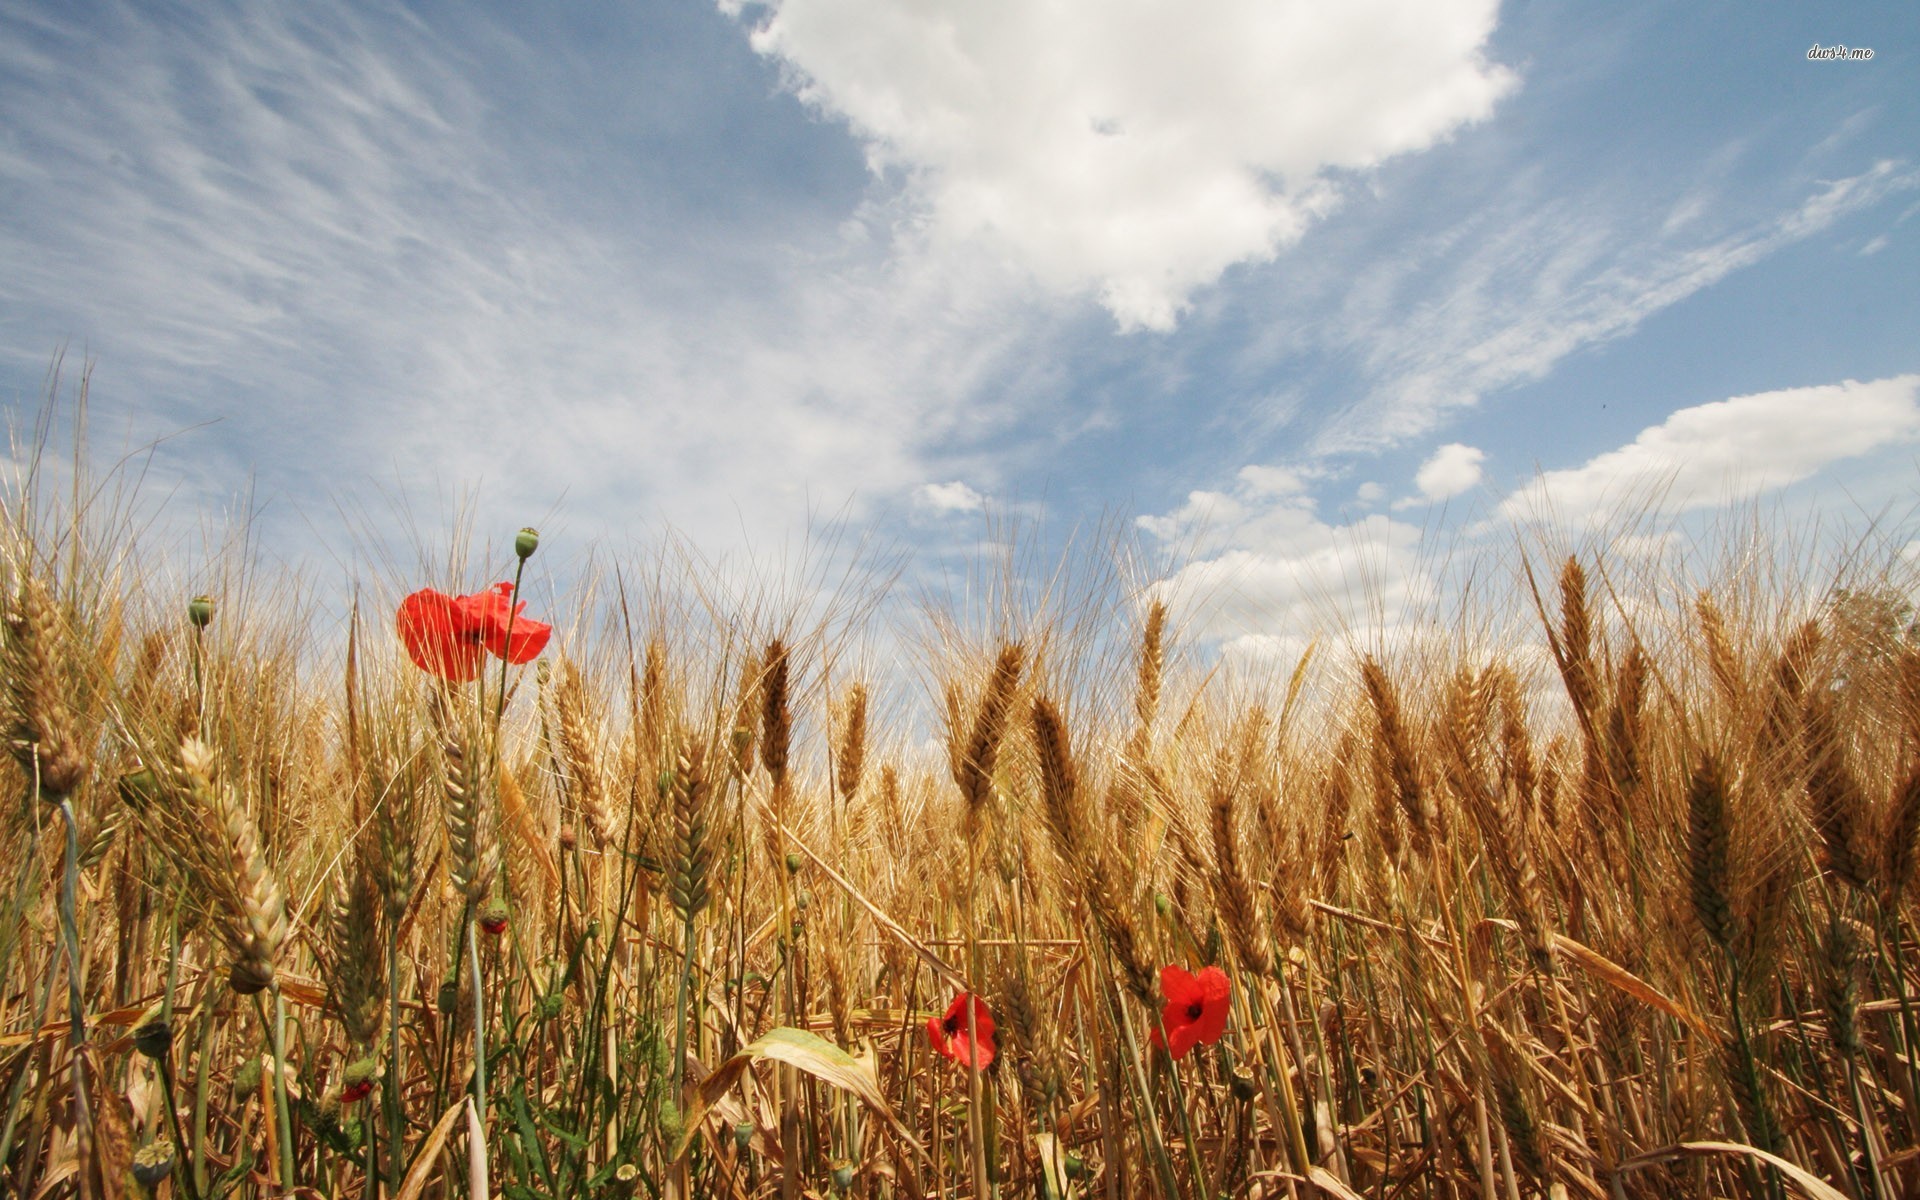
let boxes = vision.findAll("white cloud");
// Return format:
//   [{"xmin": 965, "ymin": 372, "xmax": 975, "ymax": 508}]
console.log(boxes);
[
  {"xmin": 1411, "ymin": 442, "xmax": 1485, "ymax": 502},
  {"xmin": 731, "ymin": 0, "xmax": 1515, "ymax": 331},
  {"xmin": 1138, "ymin": 468, "xmax": 1431, "ymax": 646},
  {"xmin": 1499, "ymin": 375, "xmax": 1920, "ymax": 527},
  {"xmin": 914, "ymin": 480, "xmax": 985, "ymax": 512}
]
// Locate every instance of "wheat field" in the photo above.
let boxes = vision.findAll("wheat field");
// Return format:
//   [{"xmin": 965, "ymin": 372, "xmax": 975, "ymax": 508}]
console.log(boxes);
[{"xmin": 4, "ymin": 435, "xmax": 1920, "ymax": 1200}]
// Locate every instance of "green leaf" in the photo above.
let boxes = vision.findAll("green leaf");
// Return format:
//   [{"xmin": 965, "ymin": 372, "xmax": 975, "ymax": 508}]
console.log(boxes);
[{"xmin": 512, "ymin": 1081, "xmax": 556, "ymax": 1191}]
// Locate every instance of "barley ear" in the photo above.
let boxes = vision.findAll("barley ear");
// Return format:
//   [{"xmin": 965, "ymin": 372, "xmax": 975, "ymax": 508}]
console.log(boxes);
[
  {"xmin": 3, "ymin": 576, "xmax": 88, "ymax": 799},
  {"xmin": 956, "ymin": 642, "xmax": 1024, "ymax": 838},
  {"xmin": 759, "ymin": 639, "xmax": 790, "ymax": 785},
  {"xmin": 1687, "ymin": 751, "xmax": 1735, "ymax": 950}
]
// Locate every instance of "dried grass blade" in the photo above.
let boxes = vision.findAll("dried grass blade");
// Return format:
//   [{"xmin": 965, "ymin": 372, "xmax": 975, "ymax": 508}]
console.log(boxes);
[
  {"xmin": 778, "ymin": 820, "xmax": 967, "ymax": 992},
  {"xmin": 1615, "ymin": 1141, "xmax": 1850, "ymax": 1200},
  {"xmin": 393, "ymin": 1099, "xmax": 468, "ymax": 1200},
  {"xmin": 1549, "ymin": 933, "xmax": 1723, "ymax": 1044}
]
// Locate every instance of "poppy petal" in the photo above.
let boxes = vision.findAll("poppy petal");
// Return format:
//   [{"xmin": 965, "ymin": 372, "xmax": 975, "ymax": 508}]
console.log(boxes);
[
  {"xmin": 1194, "ymin": 966, "xmax": 1232, "ymax": 1046},
  {"xmin": 397, "ymin": 589, "xmax": 485, "ymax": 681},
  {"xmin": 1160, "ymin": 963, "xmax": 1201, "ymax": 1007},
  {"xmin": 473, "ymin": 583, "xmax": 552, "ymax": 664},
  {"xmin": 932, "ymin": 993, "xmax": 996, "ymax": 1069},
  {"xmin": 498, "ymin": 613, "xmax": 552, "ymax": 664},
  {"xmin": 1166, "ymin": 1018, "xmax": 1203, "ymax": 1060}
]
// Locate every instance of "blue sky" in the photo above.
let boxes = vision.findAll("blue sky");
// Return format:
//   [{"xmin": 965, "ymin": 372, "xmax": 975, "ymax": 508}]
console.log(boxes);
[{"xmin": 1, "ymin": 0, "xmax": 1916, "ymax": 657}]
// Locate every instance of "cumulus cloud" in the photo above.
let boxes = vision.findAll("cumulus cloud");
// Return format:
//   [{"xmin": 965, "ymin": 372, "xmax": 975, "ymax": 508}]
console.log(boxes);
[
  {"xmin": 730, "ymin": 0, "xmax": 1515, "ymax": 330},
  {"xmin": 1137, "ymin": 464, "xmax": 1431, "ymax": 648},
  {"xmin": 1410, "ymin": 442, "xmax": 1485, "ymax": 502},
  {"xmin": 1499, "ymin": 375, "xmax": 1920, "ymax": 527},
  {"xmin": 915, "ymin": 480, "xmax": 985, "ymax": 512}
]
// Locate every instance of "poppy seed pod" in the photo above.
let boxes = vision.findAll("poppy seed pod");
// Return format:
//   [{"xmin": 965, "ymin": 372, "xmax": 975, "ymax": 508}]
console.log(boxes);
[
  {"xmin": 133, "ymin": 1141, "xmax": 176, "ymax": 1189},
  {"xmin": 188, "ymin": 594, "xmax": 214, "ymax": 628},
  {"xmin": 133, "ymin": 1007, "xmax": 172, "ymax": 1060},
  {"xmin": 515, "ymin": 527, "xmax": 540, "ymax": 560},
  {"xmin": 1230, "ymin": 1067, "xmax": 1258, "ymax": 1101}
]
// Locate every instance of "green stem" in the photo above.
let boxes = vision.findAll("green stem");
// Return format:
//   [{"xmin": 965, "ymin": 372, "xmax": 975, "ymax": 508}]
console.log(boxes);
[
  {"xmin": 157, "ymin": 1055, "xmax": 204, "ymax": 1200},
  {"xmin": 0, "ymin": 896, "xmax": 58, "ymax": 1173},
  {"xmin": 675, "ymin": 909, "xmax": 696, "ymax": 1095},
  {"xmin": 385, "ymin": 936, "xmax": 404, "ymax": 1197},
  {"xmin": 191, "ymin": 982, "xmax": 215, "ymax": 1195},
  {"xmin": 469, "ymin": 915, "xmax": 488, "ymax": 1122},
  {"xmin": 56, "ymin": 801, "xmax": 92, "ymax": 1158},
  {"xmin": 256, "ymin": 988, "xmax": 296, "ymax": 1191},
  {"xmin": 492, "ymin": 557, "xmax": 529, "ymax": 764}
]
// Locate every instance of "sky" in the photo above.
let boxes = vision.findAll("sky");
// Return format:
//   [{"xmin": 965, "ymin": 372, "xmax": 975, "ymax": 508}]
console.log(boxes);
[{"xmin": 1, "ymin": 0, "xmax": 1916, "ymax": 663}]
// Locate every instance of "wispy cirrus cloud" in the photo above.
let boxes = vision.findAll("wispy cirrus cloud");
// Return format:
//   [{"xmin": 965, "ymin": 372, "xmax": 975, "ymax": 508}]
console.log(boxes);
[
  {"xmin": 0, "ymin": 0, "xmax": 1062, "ymax": 562},
  {"xmin": 1312, "ymin": 158, "xmax": 1920, "ymax": 455}
]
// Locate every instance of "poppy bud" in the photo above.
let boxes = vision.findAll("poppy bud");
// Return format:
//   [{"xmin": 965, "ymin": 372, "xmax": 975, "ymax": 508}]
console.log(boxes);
[
  {"xmin": 515, "ymin": 527, "xmax": 540, "ymax": 560},
  {"xmin": 479, "ymin": 897, "xmax": 510, "ymax": 935},
  {"xmin": 1154, "ymin": 892, "xmax": 1171, "ymax": 918},
  {"xmin": 831, "ymin": 1161, "xmax": 855, "ymax": 1191},
  {"xmin": 1065, "ymin": 1152, "xmax": 1088, "ymax": 1179},
  {"xmin": 188, "ymin": 594, "xmax": 214, "ymax": 628},
  {"xmin": 536, "ymin": 992, "xmax": 564, "ymax": 1020},
  {"xmin": 1230, "ymin": 1067, "xmax": 1258, "ymax": 1101},
  {"xmin": 657, "ymin": 1098, "xmax": 684, "ymax": 1145},
  {"xmin": 232, "ymin": 1058, "xmax": 263, "ymax": 1102},
  {"xmin": 118, "ymin": 769, "xmax": 159, "ymax": 811},
  {"xmin": 341, "ymin": 1057, "xmax": 378, "ymax": 1103},
  {"xmin": 437, "ymin": 978, "xmax": 460, "ymax": 1015},
  {"xmin": 133, "ymin": 1141, "xmax": 176, "ymax": 1189},
  {"xmin": 734, "ymin": 1120, "xmax": 754, "ymax": 1151},
  {"xmin": 228, "ymin": 959, "xmax": 273, "ymax": 995},
  {"xmin": 796, "ymin": 889, "xmax": 812, "ymax": 911},
  {"xmin": 133, "ymin": 1006, "xmax": 172, "ymax": 1060},
  {"xmin": 785, "ymin": 852, "xmax": 803, "ymax": 875}
]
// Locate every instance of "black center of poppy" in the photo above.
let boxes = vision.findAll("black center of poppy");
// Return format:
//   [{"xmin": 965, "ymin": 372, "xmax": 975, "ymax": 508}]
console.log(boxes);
[
  {"xmin": 943, "ymin": 1015, "xmax": 961, "ymax": 1035},
  {"xmin": 1186, "ymin": 1001, "xmax": 1204, "ymax": 1020}
]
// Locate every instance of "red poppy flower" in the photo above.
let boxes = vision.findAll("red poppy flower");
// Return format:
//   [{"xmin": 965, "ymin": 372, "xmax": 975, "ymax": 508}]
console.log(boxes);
[
  {"xmin": 927, "ymin": 992, "xmax": 996, "ymax": 1070},
  {"xmin": 340, "ymin": 1078, "xmax": 374, "ymax": 1104},
  {"xmin": 397, "ymin": 583, "xmax": 552, "ymax": 681},
  {"xmin": 1151, "ymin": 964, "xmax": 1230, "ymax": 1060}
]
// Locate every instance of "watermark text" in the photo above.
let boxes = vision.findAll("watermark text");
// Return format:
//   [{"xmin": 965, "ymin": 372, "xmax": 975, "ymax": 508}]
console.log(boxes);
[{"xmin": 1808, "ymin": 43, "xmax": 1873, "ymax": 61}]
